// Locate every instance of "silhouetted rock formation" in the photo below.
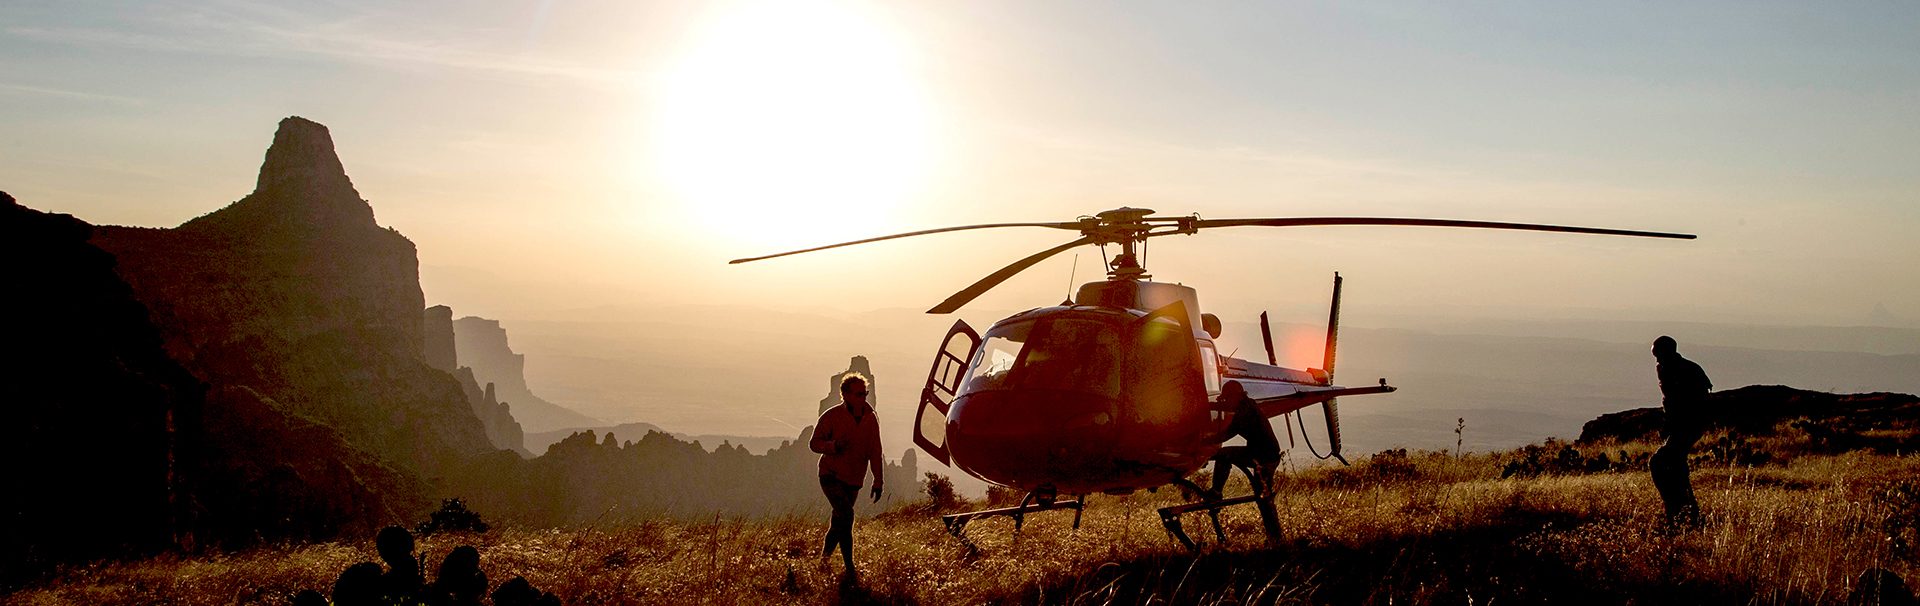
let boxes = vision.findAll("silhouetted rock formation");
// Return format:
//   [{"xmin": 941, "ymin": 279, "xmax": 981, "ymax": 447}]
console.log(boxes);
[
  {"xmin": 523, "ymin": 421, "xmax": 789, "ymax": 457},
  {"xmin": 1, "ymin": 192, "xmax": 200, "ymax": 571},
  {"xmin": 1579, "ymin": 385, "xmax": 1920, "ymax": 447},
  {"xmin": 426, "ymin": 306, "xmax": 529, "ymax": 455},
  {"xmin": 423, "ymin": 306, "xmax": 459, "ymax": 374},
  {"xmin": 88, "ymin": 117, "xmax": 501, "ymax": 543},
  {"xmin": 818, "ymin": 355, "xmax": 877, "ymax": 416},
  {"xmin": 452, "ymin": 316, "xmax": 599, "ymax": 432},
  {"xmin": 474, "ymin": 380, "xmax": 531, "ymax": 457}
]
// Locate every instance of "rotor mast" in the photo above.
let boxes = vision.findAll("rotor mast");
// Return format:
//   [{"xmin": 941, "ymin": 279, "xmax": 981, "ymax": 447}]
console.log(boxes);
[{"xmin": 1089, "ymin": 207, "xmax": 1196, "ymax": 282}]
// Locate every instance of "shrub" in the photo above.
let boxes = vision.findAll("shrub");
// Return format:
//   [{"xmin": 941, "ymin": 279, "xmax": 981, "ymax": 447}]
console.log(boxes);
[
  {"xmin": 416, "ymin": 498, "xmax": 489, "ymax": 535},
  {"xmin": 922, "ymin": 472, "xmax": 962, "ymax": 512},
  {"xmin": 1500, "ymin": 440, "xmax": 1619, "ymax": 478}
]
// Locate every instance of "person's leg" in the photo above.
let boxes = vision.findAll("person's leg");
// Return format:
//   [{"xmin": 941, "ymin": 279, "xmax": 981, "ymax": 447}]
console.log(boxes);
[
  {"xmin": 819, "ymin": 477, "xmax": 850, "ymax": 560},
  {"xmin": 1672, "ymin": 430, "xmax": 1702, "ymax": 524},
  {"xmin": 819, "ymin": 477, "xmax": 858, "ymax": 570},
  {"xmin": 833, "ymin": 495, "xmax": 856, "ymax": 571},
  {"xmin": 1650, "ymin": 437, "xmax": 1696, "ymax": 524},
  {"xmin": 1209, "ymin": 447, "xmax": 1245, "ymax": 498}
]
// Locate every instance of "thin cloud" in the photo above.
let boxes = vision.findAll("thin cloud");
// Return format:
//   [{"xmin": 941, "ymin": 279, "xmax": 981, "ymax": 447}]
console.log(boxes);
[
  {"xmin": 0, "ymin": 82, "xmax": 145, "ymax": 105},
  {"xmin": 6, "ymin": 5, "xmax": 639, "ymax": 89}
]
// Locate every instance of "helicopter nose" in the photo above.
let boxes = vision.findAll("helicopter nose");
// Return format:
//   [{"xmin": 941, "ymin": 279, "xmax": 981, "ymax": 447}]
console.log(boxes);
[{"xmin": 946, "ymin": 389, "xmax": 1119, "ymax": 491}]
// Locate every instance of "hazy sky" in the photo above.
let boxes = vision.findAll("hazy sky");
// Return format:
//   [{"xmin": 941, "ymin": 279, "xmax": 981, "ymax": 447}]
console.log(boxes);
[{"xmin": 5, "ymin": 0, "xmax": 1917, "ymax": 328}]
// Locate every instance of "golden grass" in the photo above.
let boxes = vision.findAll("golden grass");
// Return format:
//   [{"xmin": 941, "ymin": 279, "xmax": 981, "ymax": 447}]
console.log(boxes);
[{"xmin": 8, "ymin": 447, "xmax": 1918, "ymax": 605}]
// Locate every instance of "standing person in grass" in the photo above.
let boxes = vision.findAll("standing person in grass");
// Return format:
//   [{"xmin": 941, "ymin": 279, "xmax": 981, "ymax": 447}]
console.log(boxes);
[
  {"xmin": 810, "ymin": 373, "xmax": 884, "ymax": 576},
  {"xmin": 1650, "ymin": 335, "xmax": 1713, "ymax": 527}
]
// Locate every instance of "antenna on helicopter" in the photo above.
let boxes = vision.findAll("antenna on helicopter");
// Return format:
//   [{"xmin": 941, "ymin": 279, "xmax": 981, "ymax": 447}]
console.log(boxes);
[{"xmin": 1062, "ymin": 253, "xmax": 1079, "ymax": 305}]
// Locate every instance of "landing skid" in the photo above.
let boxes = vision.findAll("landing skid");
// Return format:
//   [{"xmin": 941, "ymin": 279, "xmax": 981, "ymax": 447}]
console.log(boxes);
[
  {"xmin": 941, "ymin": 492, "xmax": 1085, "ymax": 536},
  {"xmin": 1157, "ymin": 477, "xmax": 1281, "ymax": 550}
]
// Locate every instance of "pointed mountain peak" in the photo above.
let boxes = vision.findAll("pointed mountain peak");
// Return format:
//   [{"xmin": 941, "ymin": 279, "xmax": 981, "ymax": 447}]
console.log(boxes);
[
  {"xmin": 181, "ymin": 117, "xmax": 378, "ymax": 236},
  {"xmin": 256, "ymin": 116, "xmax": 353, "ymax": 197}
]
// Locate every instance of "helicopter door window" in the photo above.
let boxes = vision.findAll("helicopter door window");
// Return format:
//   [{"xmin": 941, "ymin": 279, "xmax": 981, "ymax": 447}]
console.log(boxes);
[
  {"xmin": 1129, "ymin": 320, "xmax": 1204, "ymax": 424},
  {"xmin": 1198, "ymin": 344, "xmax": 1221, "ymax": 396}
]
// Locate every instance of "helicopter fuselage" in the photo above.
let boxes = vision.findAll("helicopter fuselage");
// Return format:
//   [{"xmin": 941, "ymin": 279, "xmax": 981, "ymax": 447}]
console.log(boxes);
[{"xmin": 928, "ymin": 281, "xmax": 1363, "ymax": 496}]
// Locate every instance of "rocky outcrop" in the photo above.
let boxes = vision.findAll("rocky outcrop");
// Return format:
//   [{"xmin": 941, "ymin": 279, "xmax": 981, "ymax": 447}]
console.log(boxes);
[
  {"xmin": 90, "ymin": 117, "xmax": 498, "ymax": 530},
  {"xmin": 477, "ymin": 380, "xmax": 531, "ymax": 457},
  {"xmin": 426, "ymin": 305, "xmax": 528, "ymax": 455},
  {"xmin": 1578, "ymin": 385, "xmax": 1920, "ymax": 444},
  {"xmin": 1, "ymin": 192, "xmax": 198, "ymax": 569},
  {"xmin": 452, "ymin": 316, "xmax": 599, "ymax": 432},
  {"xmin": 817, "ymin": 355, "xmax": 877, "ymax": 416},
  {"xmin": 423, "ymin": 305, "xmax": 458, "ymax": 373}
]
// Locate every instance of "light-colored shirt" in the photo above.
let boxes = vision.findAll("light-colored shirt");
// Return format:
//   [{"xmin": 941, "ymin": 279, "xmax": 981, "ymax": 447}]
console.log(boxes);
[{"xmin": 810, "ymin": 403, "xmax": 884, "ymax": 487}]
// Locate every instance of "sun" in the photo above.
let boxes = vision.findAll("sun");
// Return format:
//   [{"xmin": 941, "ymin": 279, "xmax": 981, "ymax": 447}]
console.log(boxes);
[{"xmin": 651, "ymin": 0, "xmax": 937, "ymax": 250}]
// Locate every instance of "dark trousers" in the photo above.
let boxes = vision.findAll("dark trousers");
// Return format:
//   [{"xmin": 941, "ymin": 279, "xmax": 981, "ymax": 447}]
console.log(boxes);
[
  {"xmin": 1210, "ymin": 447, "xmax": 1283, "ymax": 542},
  {"xmin": 1650, "ymin": 426, "xmax": 1703, "ymax": 525},
  {"xmin": 1209, "ymin": 446, "xmax": 1277, "ymax": 497},
  {"xmin": 819, "ymin": 476, "xmax": 859, "ymax": 568}
]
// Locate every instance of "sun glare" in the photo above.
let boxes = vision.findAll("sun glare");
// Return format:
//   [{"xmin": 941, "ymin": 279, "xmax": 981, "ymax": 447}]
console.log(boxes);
[{"xmin": 652, "ymin": 1, "xmax": 937, "ymax": 250}]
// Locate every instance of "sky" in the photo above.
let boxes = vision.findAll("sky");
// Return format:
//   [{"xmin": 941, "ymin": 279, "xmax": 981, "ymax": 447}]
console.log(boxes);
[{"xmin": 5, "ymin": 0, "xmax": 1918, "ymax": 329}]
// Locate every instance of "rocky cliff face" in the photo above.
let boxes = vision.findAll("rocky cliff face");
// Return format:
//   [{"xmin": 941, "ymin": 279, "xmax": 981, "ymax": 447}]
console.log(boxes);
[
  {"xmin": 452, "ymin": 316, "xmax": 599, "ymax": 432},
  {"xmin": 1, "ymin": 192, "xmax": 195, "ymax": 569},
  {"xmin": 91, "ymin": 117, "xmax": 496, "ymax": 501},
  {"xmin": 424, "ymin": 306, "xmax": 528, "ymax": 455},
  {"xmin": 1578, "ymin": 385, "xmax": 1920, "ymax": 444}
]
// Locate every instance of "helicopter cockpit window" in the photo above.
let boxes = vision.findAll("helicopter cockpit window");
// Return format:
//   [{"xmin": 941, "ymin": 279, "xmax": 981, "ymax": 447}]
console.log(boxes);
[
  {"xmin": 963, "ymin": 321, "xmax": 1032, "ymax": 394},
  {"xmin": 1017, "ymin": 318, "xmax": 1122, "ymax": 398}
]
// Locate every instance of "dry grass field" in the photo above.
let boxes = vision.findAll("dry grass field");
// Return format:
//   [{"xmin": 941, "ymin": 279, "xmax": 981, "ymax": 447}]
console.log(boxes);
[{"xmin": 7, "ymin": 427, "xmax": 1919, "ymax": 605}]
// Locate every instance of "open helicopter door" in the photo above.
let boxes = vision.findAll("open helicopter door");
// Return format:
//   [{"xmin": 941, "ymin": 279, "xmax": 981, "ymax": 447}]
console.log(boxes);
[{"xmin": 915, "ymin": 319, "xmax": 980, "ymax": 466}]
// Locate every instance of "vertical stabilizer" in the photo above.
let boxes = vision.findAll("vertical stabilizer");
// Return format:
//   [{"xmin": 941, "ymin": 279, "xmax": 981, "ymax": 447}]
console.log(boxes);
[
  {"xmin": 1321, "ymin": 273, "xmax": 1348, "ymax": 464},
  {"xmin": 1259, "ymin": 311, "xmax": 1277, "ymax": 366}
]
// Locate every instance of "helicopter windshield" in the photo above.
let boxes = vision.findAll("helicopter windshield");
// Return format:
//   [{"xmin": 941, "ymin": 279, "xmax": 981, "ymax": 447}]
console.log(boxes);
[
  {"xmin": 964, "ymin": 321, "xmax": 1030, "ymax": 393},
  {"xmin": 961, "ymin": 315, "xmax": 1124, "ymax": 398}
]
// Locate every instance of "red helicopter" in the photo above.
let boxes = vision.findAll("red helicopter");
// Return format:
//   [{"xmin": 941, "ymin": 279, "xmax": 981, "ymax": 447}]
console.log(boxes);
[{"xmin": 732, "ymin": 208, "xmax": 1693, "ymax": 544}]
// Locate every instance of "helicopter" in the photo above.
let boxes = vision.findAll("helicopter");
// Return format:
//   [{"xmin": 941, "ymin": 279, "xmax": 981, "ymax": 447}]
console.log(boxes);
[{"xmin": 731, "ymin": 207, "xmax": 1694, "ymax": 545}]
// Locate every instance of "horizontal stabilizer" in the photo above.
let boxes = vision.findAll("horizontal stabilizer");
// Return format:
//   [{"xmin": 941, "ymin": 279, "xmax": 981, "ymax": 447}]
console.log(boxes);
[{"xmin": 1241, "ymin": 382, "xmax": 1396, "ymax": 419}]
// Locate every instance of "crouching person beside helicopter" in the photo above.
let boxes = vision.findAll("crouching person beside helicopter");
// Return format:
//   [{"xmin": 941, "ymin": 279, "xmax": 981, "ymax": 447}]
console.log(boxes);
[
  {"xmin": 810, "ymin": 373, "xmax": 884, "ymax": 578},
  {"xmin": 1208, "ymin": 381, "xmax": 1285, "ymax": 542}
]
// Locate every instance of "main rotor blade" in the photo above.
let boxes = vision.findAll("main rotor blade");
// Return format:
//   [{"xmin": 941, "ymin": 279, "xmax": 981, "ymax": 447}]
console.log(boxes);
[
  {"xmin": 928, "ymin": 236, "xmax": 1095, "ymax": 314},
  {"xmin": 1187, "ymin": 217, "xmax": 1695, "ymax": 239},
  {"xmin": 729, "ymin": 221, "xmax": 1083, "ymax": 264}
]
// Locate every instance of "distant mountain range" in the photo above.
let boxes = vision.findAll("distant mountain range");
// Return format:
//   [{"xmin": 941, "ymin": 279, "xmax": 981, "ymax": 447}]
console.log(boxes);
[{"xmin": 523, "ymin": 422, "xmax": 790, "ymax": 457}]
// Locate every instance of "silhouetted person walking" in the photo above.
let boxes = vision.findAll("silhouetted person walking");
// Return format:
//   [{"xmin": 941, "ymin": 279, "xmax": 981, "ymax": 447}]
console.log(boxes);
[
  {"xmin": 810, "ymin": 373, "xmax": 884, "ymax": 577},
  {"xmin": 1650, "ymin": 335, "xmax": 1712, "ymax": 527}
]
